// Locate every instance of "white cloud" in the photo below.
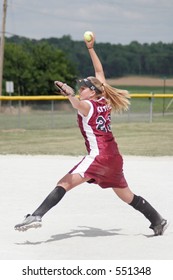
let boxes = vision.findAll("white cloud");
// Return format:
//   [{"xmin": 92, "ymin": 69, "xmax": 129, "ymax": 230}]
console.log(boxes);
[{"xmin": 1, "ymin": 0, "xmax": 173, "ymax": 44}]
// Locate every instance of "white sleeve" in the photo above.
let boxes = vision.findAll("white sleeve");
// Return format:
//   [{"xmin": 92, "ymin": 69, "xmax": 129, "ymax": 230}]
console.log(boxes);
[{"xmin": 78, "ymin": 100, "xmax": 94, "ymax": 122}]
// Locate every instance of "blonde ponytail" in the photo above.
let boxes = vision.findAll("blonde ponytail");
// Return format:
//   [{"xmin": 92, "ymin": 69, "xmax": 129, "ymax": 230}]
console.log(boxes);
[
  {"xmin": 103, "ymin": 83, "xmax": 130, "ymax": 112},
  {"xmin": 88, "ymin": 76, "xmax": 130, "ymax": 113}
]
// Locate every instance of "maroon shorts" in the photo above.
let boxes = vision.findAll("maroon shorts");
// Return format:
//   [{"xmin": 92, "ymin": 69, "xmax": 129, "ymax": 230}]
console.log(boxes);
[{"xmin": 69, "ymin": 153, "xmax": 128, "ymax": 189}]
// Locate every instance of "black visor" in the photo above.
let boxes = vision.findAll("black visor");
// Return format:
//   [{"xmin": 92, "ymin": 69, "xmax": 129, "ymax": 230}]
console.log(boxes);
[{"xmin": 77, "ymin": 78, "xmax": 102, "ymax": 94}]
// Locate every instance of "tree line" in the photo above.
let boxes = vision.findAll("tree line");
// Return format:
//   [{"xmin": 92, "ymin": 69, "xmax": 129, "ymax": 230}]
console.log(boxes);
[{"xmin": 2, "ymin": 35, "xmax": 173, "ymax": 95}]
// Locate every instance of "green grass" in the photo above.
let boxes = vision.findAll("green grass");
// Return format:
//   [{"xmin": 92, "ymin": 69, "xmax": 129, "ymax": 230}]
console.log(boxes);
[
  {"xmin": 0, "ymin": 92, "xmax": 173, "ymax": 156},
  {"xmin": 0, "ymin": 121, "xmax": 173, "ymax": 156},
  {"xmin": 112, "ymin": 122, "xmax": 173, "ymax": 156}
]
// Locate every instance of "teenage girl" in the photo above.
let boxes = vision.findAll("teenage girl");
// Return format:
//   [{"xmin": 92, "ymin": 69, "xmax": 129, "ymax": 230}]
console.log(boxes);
[{"xmin": 15, "ymin": 32, "xmax": 168, "ymax": 235}]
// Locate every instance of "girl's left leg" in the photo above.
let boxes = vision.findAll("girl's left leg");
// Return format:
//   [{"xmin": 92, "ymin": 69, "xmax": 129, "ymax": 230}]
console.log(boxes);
[
  {"xmin": 14, "ymin": 173, "xmax": 89, "ymax": 231},
  {"xmin": 32, "ymin": 173, "xmax": 88, "ymax": 217}
]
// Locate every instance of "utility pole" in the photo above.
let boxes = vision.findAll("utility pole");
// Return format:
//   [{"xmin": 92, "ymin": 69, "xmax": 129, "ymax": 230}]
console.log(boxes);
[{"xmin": 0, "ymin": 0, "xmax": 7, "ymax": 98}]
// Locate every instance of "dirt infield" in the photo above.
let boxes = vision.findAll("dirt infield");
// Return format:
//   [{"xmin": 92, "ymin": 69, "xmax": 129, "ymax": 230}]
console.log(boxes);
[
  {"xmin": 0, "ymin": 155, "xmax": 172, "ymax": 260},
  {"xmin": 107, "ymin": 76, "xmax": 173, "ymax": 86}
]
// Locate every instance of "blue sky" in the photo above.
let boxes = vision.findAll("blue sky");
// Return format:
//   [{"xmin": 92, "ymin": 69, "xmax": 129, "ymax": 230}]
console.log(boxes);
[{"xmin": 1, "ymin": 0, "xmax": 173, "ymax": 44}]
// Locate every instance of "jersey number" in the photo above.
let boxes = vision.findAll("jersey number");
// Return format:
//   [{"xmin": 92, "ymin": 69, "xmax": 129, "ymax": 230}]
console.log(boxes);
[{"xmin": 96, "ymin": 115, "xmax": 111, "ymax": 132}]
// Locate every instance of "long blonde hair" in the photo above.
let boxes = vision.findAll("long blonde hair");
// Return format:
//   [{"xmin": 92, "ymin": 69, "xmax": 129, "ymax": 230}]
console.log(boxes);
[{"xmin": 87, "ymin": 76, "xmax": 130, "ymax": 112}]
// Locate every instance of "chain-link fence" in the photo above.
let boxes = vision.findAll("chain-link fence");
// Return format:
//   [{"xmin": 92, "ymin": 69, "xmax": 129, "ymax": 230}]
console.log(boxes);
[{"xmin": 0, "ymin": 94, "xmax": 173, "ymax": 130}]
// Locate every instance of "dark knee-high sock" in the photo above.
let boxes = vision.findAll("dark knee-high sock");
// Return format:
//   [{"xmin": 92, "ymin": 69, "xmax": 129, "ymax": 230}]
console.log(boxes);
[
  {"xmin": 129, "ymin": 195, "xmax": 162, "ymax": 225},
  {"xmin": 32, "ymin": 186, "xmax": 66, "ymax": 218}
]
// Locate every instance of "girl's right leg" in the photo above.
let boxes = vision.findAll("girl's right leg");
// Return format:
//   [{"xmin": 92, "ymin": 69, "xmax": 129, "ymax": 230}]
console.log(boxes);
[{"xmin": 113, "ymin": 186, "xmax": 168, "ymax": 235}]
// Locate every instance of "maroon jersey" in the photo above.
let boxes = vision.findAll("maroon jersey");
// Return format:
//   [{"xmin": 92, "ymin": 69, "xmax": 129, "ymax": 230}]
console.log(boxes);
[
  {"xmin": 78, "ymin": 97, "xmax": 119, "ymax": 156},
  {"xmin": 70, "ymin": 97, "xmax": 128, "ymax": 189}
]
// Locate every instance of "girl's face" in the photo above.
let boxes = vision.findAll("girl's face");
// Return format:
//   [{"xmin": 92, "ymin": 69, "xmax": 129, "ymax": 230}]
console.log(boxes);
[{"xmin": 79, "ymin": 86, "xmax": 93, "ymax": 100}]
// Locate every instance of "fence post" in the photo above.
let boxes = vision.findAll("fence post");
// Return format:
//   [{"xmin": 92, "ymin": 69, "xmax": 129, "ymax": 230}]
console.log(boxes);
[
  {"xmin": 51, "ymin": 100, "xmax": 54, "ymax": 128},
  {"xmin": 18, "ymin": 100, "xmax": 21, "ymax": 128},
  {"xmin": 149, "ymin": 92, "xmax": 153, "ymax": 123}
]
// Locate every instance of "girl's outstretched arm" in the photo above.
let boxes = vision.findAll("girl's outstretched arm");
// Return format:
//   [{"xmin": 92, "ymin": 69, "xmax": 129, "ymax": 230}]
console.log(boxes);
[{"xmin": 84, "ymin": 32, "xmax": 106, "ymax": 84}]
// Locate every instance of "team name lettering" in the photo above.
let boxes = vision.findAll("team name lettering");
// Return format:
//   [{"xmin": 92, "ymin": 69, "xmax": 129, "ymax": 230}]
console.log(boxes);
[{"xmin": 97, "ymin": 105, "xmax": 110, "ymax": 112}]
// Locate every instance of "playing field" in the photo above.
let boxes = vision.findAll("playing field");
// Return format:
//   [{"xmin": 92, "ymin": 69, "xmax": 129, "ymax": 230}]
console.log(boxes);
[
  {"xmin": 0, "ymin": 155, "xmax": 172, "ymax": 260},
  {"xmin": 1, "ymin": 76, "xmax": 173, "ymax": 261}
]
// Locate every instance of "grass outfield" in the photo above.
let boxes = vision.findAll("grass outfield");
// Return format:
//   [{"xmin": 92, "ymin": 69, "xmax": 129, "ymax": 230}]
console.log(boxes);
[
  {"xmin": 0, "ymin": 81, "xmax": 173, "ymax": 156},
  {"xmin": 0, "ymin": 121, "xmax": 173, "ymax": 156}
]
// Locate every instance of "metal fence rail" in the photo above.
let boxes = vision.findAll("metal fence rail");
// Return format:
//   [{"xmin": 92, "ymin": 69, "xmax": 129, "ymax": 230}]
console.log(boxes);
[
  {"xmin": 0, "ymin": 94, "xmax": 173, "ymax": 130},
  {"xmin": 0, "ymin": 93, "xmax": 173, "ymax": 101}
]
